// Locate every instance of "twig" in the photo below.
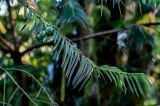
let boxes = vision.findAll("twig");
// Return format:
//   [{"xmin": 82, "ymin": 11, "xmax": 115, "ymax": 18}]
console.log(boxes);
[
  {"xmin": 21, "ymin": 22, "xmax": 160, "ymax": 56},
  {"xmin": 141, "ymin": 22, "xmax": 160, "ymax": 26},
  {"xmin": 0, "ymin": 36, "xmax": 14, "ymax": 52},
  {"xmin": 71, "ymin": 28, "xmax": 122, "ymax": 41},
  {"xmin": 72, "ymin": 22, "xmax": 160, "ymax": 41},
  {"xmin": 21, "ymin": 42, "xmax": 54, "ymax": 56}
]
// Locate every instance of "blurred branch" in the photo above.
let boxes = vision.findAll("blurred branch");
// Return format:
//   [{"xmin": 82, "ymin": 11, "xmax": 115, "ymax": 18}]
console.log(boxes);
[
  {"xmin": 72, "ymin": 28, "xmax": 122, "ymax": 41},
  {"xmin": 6, "ymin": 0, "xmax": 19, "ymax": 50},
  {"xmin": 141, "ymin": 22, "xmax": 160, "ymax": 26},
  {"xmin": 21, "ymin": 42, "xmax": 54, "ymax": 56},
  {"xmin": 0, "ymin": 35, "xmax": 14, "ymax": 52},
  {"xmin": 21, "ymin": 22, "xmax": 160, "ymax": 56},
  {"xmin": 72, "ymin": 22, "xmax": 160, "ymax": 41}
]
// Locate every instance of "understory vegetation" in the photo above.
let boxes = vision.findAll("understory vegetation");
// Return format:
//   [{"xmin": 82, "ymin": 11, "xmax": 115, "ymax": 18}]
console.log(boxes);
[{"xmin": 0, "ymin": 0, "xmax": 160, "ymax": 106}]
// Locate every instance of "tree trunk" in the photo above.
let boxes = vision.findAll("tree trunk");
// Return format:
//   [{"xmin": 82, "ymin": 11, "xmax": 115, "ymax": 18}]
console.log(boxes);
[
  {"xmin": 77, "ymin": 0, "xmax": 93, "ymax": 54},
  {"xmin": 11, "ymin": 51, "xmax": 29, "ymax": 106},
  {"xmin": 5, "ymin": 0, "xmax": 29, "ymax": 105}
]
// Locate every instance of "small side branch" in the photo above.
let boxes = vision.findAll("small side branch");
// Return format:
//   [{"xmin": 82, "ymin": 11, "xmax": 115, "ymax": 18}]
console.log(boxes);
[
  {"xmin": 72, "ymin": 22, "xmax": 160, "ymax": 41},
  {"xmin": 141, "ymin": 22, "xmax": 160, "ymax": 26},
  {"xmin": 72, "ymin": 28, "xmax": 122, "ymax": 41},
  {"xmin": 21, "ymin": 42, "xmax": 54, "ymax": 56},
  {"xmin": 21, "ymin": 22, "xmax": 160, "ymax": 56},
  {"xmin": 0, "ymin": 36, "xmax": 14, "ymax": 52}
]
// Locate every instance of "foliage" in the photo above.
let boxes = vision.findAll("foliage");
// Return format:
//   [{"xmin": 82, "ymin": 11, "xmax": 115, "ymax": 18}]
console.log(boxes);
[
  {"xmin": 1, "ymin": 0, "xmax": 160, "ymax": 106},
  {"xmin": 22, "ymin": 0, "xmax": 155, "ymax": 98},
  {"xmin": 56, "ymin": 0, "xmax": 88, "ymax": 27}
]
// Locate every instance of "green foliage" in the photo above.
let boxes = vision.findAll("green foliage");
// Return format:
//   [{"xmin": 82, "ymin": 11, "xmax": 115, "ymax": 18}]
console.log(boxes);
[
  {"xmin": 56, "ymin": 0, "xmax": 88, "ymax": 27},
  {"xmin": 0, "ymin": 67, "xmax": 58, "ymax": 106},
  {"xmin": 98, "ymin": 65, "xmax": 153, "ymax": 96},
  {"xmin": 38, "ymin": 31, "xmax": 46, "ymax": 38},
  {"xmin": 1, "ymin": 0, "xmax": 159, "ymax": 105},
  {"xmin": 46, "ymin": 26, "xmax": 54, "ymax": 34},
  {"xmin": 129, "ymin": 26, "xmax": 155, "ymax": 49},
  {"xmin": 141, "ymin": 0, "xmax": 160, "ymax": 7},
  {"xmin": 36, "ymin": 25, "xmax": 153, "ymax": 96},
  {"xmin": 90, "ymin": 5, "xmax": 111, "ymax": 27},
  {"xmin": 39, "ymin": 25, "xmax": 94, "ymax": 90},
  {"xmin": 14, "ymin": 0, "xmax": 154, "ymax": 95}
]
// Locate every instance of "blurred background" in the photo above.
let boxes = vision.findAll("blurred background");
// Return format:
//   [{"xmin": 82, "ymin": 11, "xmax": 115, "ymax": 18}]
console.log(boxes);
[{"xmin": 0, "ymin": 0, "xmax": 160, "ymax": 106}]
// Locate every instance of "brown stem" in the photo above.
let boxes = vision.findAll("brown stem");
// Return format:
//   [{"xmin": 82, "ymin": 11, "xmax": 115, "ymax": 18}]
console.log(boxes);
[
  {"xmin": 0, "ymin": 35, "xmax": 14, "ymax": 52},
  {"xmin": 72, "ymin": 22, "xmax": 160, "ymax": 41},
  {"xmin": 21, "ymin": 42, "xmax": 54, "ymax": 56},
  {"xmin": 21, "ymin": 22, "xmax": 160, "ymax": 56},
  {"xmin": 6, "ymin": 0, "xmax": 19, "ymax": 50},
  {"xmin": 72, "ymin": 28, "xmax": 121, "ymax": 41},
  {"xmin": 6, "ymin": 1, "xmax": 29, "ymax": 106},
  {"xmin": 20, "ymin": 28, "xmax": 123, "ymax": 56},
  {"xmin": 141, "ymin": 22, "xmax": 160, "ymax": 26}
]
